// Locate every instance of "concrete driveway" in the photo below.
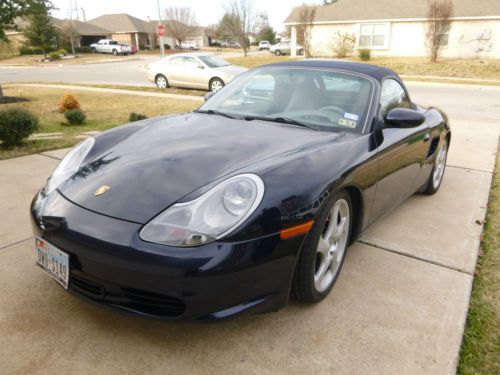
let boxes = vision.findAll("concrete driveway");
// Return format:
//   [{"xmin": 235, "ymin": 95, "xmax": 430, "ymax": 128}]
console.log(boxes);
[{"xmin": 0, "ymin": 85, "xmax": 499, "ymax": 374}]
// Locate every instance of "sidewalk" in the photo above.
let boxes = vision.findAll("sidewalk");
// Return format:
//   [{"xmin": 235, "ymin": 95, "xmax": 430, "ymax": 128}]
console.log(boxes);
[{"xmin": 0, "ymin": 116, "xmax": 498, "ymax": 374}]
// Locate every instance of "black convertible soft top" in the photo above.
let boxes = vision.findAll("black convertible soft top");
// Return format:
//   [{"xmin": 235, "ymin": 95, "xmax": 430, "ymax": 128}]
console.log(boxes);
[{"xmin": 263, "ymin": 59, "xmax": 398, "ymax": 82}]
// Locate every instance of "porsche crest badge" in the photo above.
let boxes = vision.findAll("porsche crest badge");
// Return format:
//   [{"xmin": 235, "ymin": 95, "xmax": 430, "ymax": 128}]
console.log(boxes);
[{"xmin": 94, "ymin": 185, "xmax": 110, "ymax": 196}]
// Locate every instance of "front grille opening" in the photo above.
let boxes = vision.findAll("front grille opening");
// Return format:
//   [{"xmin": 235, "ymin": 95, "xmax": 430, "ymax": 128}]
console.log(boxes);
[
  {"xmin": 121, "ymin": 287, "xmax": 186, "ymax": 317},
  {"xmin": 68, "ymin": 274, "xmax": 186, "ymax": 317},
  {"xmin": 70, "ymin": 274, "xmax": 105, "ymax": 299}
]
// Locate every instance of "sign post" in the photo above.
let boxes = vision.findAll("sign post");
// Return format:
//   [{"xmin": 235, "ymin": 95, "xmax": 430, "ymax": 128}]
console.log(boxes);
[
  {"xmin": 156, "ymin": 0, "xmax": 165, "ymax": 58},
  {"xmin": 157, "ymin": 24, "xmax": 166, "ymax": 58}
]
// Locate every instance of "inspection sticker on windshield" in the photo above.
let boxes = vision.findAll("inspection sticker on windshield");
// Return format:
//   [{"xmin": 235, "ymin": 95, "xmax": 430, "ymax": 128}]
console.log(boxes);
[
  {"xmin": 339, "ymin": 118, "xmax": 357, "ymax": 128},
  {"xmin": 344, "ymin": 112, "xmax": 359, "ymax": 121}
]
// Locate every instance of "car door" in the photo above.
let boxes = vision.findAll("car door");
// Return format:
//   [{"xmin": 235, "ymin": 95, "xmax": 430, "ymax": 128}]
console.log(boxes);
[
  {"xmin": 370, "ymin": 79, "xmax": 431, "ymax": 223},
  {"xmin": 178, "ymin": 57, "xmax": 209, "ymax": 89},
  {"xmin": 164, "ymin": 56, "xmax": 185, "ymax": 86}
]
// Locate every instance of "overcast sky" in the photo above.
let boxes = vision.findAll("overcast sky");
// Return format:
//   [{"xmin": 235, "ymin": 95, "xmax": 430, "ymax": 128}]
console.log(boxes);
[{"xmin": 50, "ymin": 0, "xmax": 306, "ymax": 31}]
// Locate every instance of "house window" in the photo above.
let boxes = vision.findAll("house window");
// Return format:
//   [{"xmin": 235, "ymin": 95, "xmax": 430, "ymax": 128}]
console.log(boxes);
[{"xmin": 358, "ymin": 23, "xmax": 389, "ymax": 49}]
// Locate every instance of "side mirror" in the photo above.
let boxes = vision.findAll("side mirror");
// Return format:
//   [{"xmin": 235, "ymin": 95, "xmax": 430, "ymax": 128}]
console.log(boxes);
[
  {"xmin": 197, "ymin": 64, "xmax": 205, "ymax": 69},
  {"xmin": 384, "ymin": 108, "xmax": 425, "ymax": 128},
  {"xmin": 204, "ymin": 92, "xmax": 216, "ymax": 102}
]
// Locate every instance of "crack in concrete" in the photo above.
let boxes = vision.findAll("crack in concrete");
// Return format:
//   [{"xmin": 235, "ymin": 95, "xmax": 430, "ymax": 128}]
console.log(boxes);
[
  {"xmin": 357, "ymin": 238, "xmax": 473, "ymax": 276},
  {"xmin": 0, "ymin": 237, "xmax": 33, "ymax": 251},
  {"xmin": 447, "ymin": 164, "xmax": 493, "ymax": 174},
  {"xmin": 38, "ymin": 153, "xmax": 62, "ymax": 161}
]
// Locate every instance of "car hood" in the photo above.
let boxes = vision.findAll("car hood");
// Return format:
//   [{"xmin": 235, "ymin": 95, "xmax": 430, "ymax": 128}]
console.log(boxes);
[
  {"xmin": 215, "ymin": 65, "xmax": 248, "ymax": 77},
  {"xmin": 59, "ymin": 113, "xmax": 339, "ymax": 224}
]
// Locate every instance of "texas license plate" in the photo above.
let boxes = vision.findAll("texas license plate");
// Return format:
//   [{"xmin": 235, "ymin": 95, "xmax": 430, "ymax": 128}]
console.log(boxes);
[{"xmin": 35, "ymin": 237, "xmax": 69, "ymax": 289}]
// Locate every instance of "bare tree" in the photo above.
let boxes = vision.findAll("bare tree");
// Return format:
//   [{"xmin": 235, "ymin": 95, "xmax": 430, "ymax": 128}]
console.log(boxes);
[
  {"xmin": 58, "ymin": 20, "xmax": 80, "ymax": 55},
  {"xmin": 332, "ymin": 31, "xmax": 355, "ymax": 57},
  {"xmin": 164, "ymin": 7, "xmax": 196, "ymax": 48},
  {"xmin": 296, "ymin": 4, "xmax": 317, "ymax": 58},
  {"xmin": 426, "ymin": 0, "xmax": 453, "ymax": 63},
  {"xmin": 221, "ymin": 0, "xmax": 258, "ymax": 57}
]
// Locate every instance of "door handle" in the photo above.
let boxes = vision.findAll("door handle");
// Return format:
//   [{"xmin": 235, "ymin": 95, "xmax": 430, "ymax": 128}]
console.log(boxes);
[{"xmin": 424, "ymin": 133, "xmax": 430, "ymax": 142}]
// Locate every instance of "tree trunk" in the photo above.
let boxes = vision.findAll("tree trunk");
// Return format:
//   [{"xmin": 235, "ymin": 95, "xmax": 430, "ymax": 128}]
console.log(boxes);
[{"xmin": 0, "ymin": 84, "xmax": 3, "ymax": 100}]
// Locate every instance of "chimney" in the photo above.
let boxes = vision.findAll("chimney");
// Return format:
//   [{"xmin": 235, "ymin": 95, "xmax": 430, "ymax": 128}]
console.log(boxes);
[{"xmin": 80, "ymin": 8, "xmax": 86, "ymax": 22}]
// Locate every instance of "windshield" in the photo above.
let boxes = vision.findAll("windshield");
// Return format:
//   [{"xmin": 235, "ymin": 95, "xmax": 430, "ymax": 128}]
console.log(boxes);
[
  {"xmin": 199, "ymin": 67, "xmax": 374, "ymax": 133},
  {"xmin": 199, "ymin": 55, "xmax": 231, "ymax": 68}
]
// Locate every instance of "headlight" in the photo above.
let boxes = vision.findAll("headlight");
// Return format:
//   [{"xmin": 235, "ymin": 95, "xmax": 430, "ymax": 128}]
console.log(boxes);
[
  {"xmin": 140, "ymin": 174, "xmax": 265, "ymax": 247},
  {"xmin": 44, "ymin": 137, "xmax": 94, "ymax": 195}
]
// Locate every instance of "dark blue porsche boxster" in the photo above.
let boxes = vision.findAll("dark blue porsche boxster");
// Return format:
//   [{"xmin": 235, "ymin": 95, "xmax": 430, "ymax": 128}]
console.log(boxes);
[{"xmin": 31, "ymin": 60, "xmax": 450, "ymax": 320}]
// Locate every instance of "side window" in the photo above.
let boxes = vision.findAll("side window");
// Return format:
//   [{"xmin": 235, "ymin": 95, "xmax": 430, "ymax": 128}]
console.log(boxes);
[
  {"xmin": 379, "ymin": 79, "xmax": 411, "ymax": 118},
  {"xmin": 169, "ymin": 57, "xmax": 183, "ymax": 66},
  {"xmin": 184, "ymin": 57, "xmax": 199, "ymax": 68}
]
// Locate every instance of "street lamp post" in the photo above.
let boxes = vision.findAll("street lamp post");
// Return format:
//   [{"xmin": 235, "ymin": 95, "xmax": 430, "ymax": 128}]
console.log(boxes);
[{"xmin": 157, "ymin": 0, "xmax": 165, "ymax": 58}]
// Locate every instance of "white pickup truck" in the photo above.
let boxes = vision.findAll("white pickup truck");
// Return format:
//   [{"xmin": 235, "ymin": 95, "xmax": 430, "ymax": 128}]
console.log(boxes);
[{"xmin": 90, "ymin": 39, "xmax": 132, "ymax": 56}]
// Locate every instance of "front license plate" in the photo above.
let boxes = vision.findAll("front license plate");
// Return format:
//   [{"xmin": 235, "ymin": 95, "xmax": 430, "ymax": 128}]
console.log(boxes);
[{"xmin": 35, "ymin": 237, "xmax": 69, "ymax": 289}]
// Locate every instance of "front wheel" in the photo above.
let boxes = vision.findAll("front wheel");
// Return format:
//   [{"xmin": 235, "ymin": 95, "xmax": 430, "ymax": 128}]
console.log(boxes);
[
  {"xmin": 91, "ymin": 48, "xmax": 97, "ymax": 53},
  {"xmin": 210, "ymin": 78, "xmax": 224, "ymax": 92},
  {"xmin": 292, "ymin": 190, "xmax": 352, "ymax": 303},
  {"xmin": 155, "ymin": 74, "xmax": 169, "ymax": 89},
  {"xmin": 112, "ymin": 49, "xmax": 118, "ymax": 56},
  {"xmin": 422, "ymin": 139, "xmax": 448, "ymax": 195},
  {"xmin": 275, "ymin": 50, "xmax": 282, "ymax": 56},
  {"xmin": 298, "ymin": 49, "xmax": 304, "ymax": 55}
]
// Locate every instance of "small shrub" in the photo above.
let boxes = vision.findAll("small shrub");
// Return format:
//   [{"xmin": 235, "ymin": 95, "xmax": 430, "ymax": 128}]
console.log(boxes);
[
  {"xmin": 129, "ymin": 112, "xmax": 148, "ymax": 122},
  {"xmin": 48, "ymin": 52, "xmax": 61, "ymax": 60},
  {"xmin": 75, "ymin": 46, "xmax": 92, "ymax": 53},
  {"xmin": 58, "ymin": 93, "xmax": 80, "ymax": 113},
  {"xmin": 359, "ymin": 49, "xmax": 371, "ymax": 61},
  {"xmin": 164, "ymin": 44, "xmax": 171, "ymax": 50},
  {"xmin": 64, "ymin": 109, "xmax": 86, "ymax": 125},
  {"xmin": 0, "ymin": 108, "xmax": 39, "ymax": 147},
  {"xmin": 57, "ymin": 48, "xmax": 67, "ymax": 56},
  {"xmin": 19, "ymin": 46, "xmax": 44, "ymax": 55}
]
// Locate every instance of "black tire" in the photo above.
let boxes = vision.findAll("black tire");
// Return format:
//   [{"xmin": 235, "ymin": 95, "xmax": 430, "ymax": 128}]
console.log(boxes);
[
  {"xmin": 298, "ymin": 49, "xmax": 304, "ymax": 55},
  {"xmin": 112, "ymin": 49, "xmax": 118, "ymax": 56},
  {"xmin": 292, "ymin": 190, "xmax": 352, "ymax": 303},
  {"xmin": 422, "ymin": 138, "xmax": 449, "ymax": 195},
  {"xmin": 275, "ymin": 50, "xmax": 282, "ymax": 56},
  {"xmin": 91, "ymin": 48, "xmax": 97, "ymax": 53},
  {"xmin": 209, "ymin": 78, "xmax": 225, "ymax": 92},
  {"xmin": 155, "ymin": 74, "xmax": 169, "ymax": 89}
]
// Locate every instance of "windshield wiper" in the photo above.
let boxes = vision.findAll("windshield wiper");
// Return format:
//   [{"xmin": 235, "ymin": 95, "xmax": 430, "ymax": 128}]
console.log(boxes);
[
  {"xmin": 194, "ymin": 109, "xmax": 239, "ymax": 120},
  {"xmin": 243, "ymin": 115, "xmax": 319, "ymax": 131}
]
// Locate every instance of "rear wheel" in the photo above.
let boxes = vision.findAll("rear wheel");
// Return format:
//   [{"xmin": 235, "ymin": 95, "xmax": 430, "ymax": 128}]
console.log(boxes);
[
  {"xmin": 155, "ymin": 74, "xmax": 169, "ymax": 89},
  {"xmin": 422, "ymin": 139, "xmax": 448, "ymax": 195},
  {"xmin": 292, "ymin": 190, "xmax": 352, "ymax": 303},
  {"xmin": 210, "ymin": 78, "xmax": 224, "ymax": 92},
  {"xmin": 298, "ymin": 48, "xmax": 304, "ymax": 55}
]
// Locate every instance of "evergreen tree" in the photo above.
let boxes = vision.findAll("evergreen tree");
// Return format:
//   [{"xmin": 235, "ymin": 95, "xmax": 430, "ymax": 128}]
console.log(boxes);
[{"xmin": 22, "ymin": 1, "xmax": 57, "ymax": 59}]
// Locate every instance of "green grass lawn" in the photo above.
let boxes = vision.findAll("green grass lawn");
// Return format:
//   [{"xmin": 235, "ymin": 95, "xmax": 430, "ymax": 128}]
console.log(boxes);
[
  {"xmin": 458, "ymin": 146, "xmax": 500, "ymax": 375},
  {"xmin": 0, "ymin": 85, "xmax": 200, "ymax": 159}
]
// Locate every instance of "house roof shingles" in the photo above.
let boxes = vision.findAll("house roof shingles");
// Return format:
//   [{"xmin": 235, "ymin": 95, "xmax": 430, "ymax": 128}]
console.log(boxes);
[
  {"xmin": 284, "ymin": 0, "xmax": 500, "ymax": 24},
  {"xmin": 87, "ymin": 13, "xmax": 152, "ymax": 33}
]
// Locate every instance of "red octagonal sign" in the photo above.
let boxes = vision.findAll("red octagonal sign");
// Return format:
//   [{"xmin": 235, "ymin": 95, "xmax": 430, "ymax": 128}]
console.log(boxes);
[{"xmin": 157, "ymin": 24, "xmax": 165, "ymax": 37}]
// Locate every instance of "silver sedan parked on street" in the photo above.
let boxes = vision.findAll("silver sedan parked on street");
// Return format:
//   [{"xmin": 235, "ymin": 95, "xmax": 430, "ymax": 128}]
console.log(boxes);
[{"xmin": 147, "ymin": 53, "xmax": 248, "ymax": 92}]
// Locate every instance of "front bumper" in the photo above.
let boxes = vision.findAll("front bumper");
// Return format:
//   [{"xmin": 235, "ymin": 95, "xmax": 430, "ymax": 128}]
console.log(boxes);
[{"xmin": 31, "ymin": 191, "xmax": 305, "ymax": 320}]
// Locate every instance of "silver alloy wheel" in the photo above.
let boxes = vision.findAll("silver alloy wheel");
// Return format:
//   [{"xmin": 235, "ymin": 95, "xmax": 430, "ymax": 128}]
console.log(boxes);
[
  {"xmin": 432, "ymin": 140, "xmax": 448, "ymax": 189},
  {"xmin": 314, "ymin": 198, "xmax": 350, "ymax": 292},
  {"xmin": 211, "ymin": 80, "xmax": 223, "ymax": 92},
  {"xmin": 156, "ymin": 76, "xmax": 168, "ymax": 89}
]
